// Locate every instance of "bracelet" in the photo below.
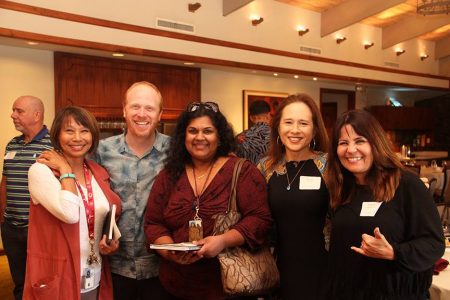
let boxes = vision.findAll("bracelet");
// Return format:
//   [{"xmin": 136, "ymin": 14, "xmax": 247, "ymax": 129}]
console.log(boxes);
[{"xmin": 59, "ymin": 173, "xmax": 76, "ymax": 182}]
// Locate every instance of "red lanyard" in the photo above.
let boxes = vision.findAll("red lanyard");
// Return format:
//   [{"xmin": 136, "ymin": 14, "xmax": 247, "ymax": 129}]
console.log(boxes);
[{"xmin": 75, "ymin": 163, "xmax": 95, "ymax": 241}]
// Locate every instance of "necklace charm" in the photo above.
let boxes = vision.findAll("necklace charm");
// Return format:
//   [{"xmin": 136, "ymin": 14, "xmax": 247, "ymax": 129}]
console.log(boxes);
[
  {"xmin": 285, "ymin": 161, "xmax": 307, "ymax": 191},
  {"xmin": 87, "ymin": 239, "xmax": 100, "ymax": 265}
]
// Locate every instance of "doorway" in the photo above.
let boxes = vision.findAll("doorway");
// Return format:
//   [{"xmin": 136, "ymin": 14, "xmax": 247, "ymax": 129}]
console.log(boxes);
[{"xmin": 320, "ymin": 88, "xmax": 355, "ymax": 138}]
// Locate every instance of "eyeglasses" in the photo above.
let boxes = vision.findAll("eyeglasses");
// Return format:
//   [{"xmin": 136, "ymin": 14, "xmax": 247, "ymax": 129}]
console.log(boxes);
[{"xmin": 186, "ymin": 101, "xmax": 219, "ymax": 113}]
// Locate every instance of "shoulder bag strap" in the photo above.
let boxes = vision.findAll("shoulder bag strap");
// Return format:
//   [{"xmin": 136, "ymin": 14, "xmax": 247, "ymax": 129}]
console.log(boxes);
[{"xmin": 227, "ymin": 158, "xmax": 246, "ymax": 213}]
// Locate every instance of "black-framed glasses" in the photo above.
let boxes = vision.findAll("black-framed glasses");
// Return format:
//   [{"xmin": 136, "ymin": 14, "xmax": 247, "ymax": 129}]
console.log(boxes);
[{"xmin": 186, "ymin": 101, "xmax": 219, "ymax": 113}]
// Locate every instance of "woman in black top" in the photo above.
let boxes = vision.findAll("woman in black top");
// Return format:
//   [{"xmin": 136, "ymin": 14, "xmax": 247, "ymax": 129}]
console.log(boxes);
[
  {"xmin": 325, "ymin": 109, "xmax": 445, "ymax": 300},
  {"xmin": 258, "ymin": 94, "xmax": 329, "ymax": 300}
]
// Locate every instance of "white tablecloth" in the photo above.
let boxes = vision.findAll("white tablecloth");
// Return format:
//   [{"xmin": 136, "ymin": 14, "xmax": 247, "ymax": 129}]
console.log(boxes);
[{"xmin": 430, "ymin": 248, "xmax": 450, "ymax": 300}]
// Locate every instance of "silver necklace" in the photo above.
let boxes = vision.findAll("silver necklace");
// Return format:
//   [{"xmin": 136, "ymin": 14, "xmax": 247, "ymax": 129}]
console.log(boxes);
[{"xmin": 285, "ymin": 161, "xmax": 307, "ymax": 191}]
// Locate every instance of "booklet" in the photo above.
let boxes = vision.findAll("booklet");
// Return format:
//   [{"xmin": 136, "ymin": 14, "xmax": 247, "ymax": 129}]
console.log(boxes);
[
  {"xmin": 102, "ymin": 204, "xmax": 121, "ymax": 244},
  {"xmin": 149, "ymin": 242, "xmax": 201, "ymax": 251}
]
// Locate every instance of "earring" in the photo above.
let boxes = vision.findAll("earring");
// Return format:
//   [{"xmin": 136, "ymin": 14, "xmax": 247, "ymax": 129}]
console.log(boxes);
[{"xmin": 310, "ymin": 138, "xmax": 316, "ymax": 150}]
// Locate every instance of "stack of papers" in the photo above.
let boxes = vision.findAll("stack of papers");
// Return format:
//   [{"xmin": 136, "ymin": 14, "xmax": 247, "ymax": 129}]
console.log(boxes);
[{"xmin": 149, "ymin": 242, "xmax": 201, "ymax": 251}]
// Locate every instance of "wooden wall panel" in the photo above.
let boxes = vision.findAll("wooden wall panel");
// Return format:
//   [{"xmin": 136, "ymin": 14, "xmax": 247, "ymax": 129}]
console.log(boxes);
[{"xmin": 54, "ymin": 52, "xmax": 201, "ymax": 120}]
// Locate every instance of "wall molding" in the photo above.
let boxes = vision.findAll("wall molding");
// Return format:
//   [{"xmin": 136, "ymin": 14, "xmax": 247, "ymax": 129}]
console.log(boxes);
[
  {"xmin": 1, "ymin": 1, "xmax": 449, "ymax": 83},
  {"xmin": 1, "ymin": 1, "xmax": 450, "ymax": 90},
  {"xmin": 1, "ymin": 26, "xmax": 449, "ymax": 91}
]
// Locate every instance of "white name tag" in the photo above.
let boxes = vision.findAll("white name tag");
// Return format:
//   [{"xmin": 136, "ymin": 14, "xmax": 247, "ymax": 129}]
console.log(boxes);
[
  {"xmin": 81, "ymin": 267, "xmax": 95, "ymax": 289},
  {"xmin": 4, "ymin": 151, "xmax": 16, "ymax": 160},
  {"xmin": 360, "ymin": 202, "xmax": 382, "ymax": 217},
  {"xmin": 299, "ymin": 176, "xmax": 321, "ymax": 190}
]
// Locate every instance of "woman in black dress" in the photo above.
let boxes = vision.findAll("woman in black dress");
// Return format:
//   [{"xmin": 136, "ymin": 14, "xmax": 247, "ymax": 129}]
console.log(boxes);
[
  {"xmin": 258, "ymin": 93, "xmax": 329, "ymax": 300},
  {"xmin": 325, "ymin": 109, "xmax": 445, "ymax": 300}
]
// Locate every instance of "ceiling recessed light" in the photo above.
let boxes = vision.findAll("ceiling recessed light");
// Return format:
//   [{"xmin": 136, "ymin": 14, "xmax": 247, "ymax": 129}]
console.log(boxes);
[
  {"xmin": 273, "ymin": 73, "xmax": 278, "ymax": 77},
  {"xmin": 27, "ymin": 41, "xmax": 39, "ymax": 45},
  {"xmin": 313, "ymin": 77, "xmax": 318, "ymax": 81},
  {"xmin": 294, "ymin": 75, "xmax": 299, "ymax": 79},
  {"xmin": 112, "ymin": 53, "xmax": 125, "ymax": 57},
  {"xmin": 183, "ymin": 62, "xmax": 195, "ymax": 65}
]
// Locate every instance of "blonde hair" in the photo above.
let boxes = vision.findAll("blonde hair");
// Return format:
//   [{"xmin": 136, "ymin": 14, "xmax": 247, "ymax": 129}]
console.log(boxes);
[{"xmin": 123, "ymin": 81, "xmax": 163, "ymax": 109}]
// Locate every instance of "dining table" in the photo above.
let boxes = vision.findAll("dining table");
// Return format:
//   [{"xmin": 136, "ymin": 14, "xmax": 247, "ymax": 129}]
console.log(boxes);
[{"xmin": 429, "ymin": 247, "xmax": 450, "ymax": 300}]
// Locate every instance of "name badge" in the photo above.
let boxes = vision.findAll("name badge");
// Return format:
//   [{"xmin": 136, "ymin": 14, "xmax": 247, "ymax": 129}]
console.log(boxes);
[
  {"xmin": 4, "ymin": 151, "xmax": 17, "ymax": 160},
  {"xmin": 188, "ymin": 219, "xmax": 203, "ymax": 242},
  {"xmin": 299, "ymin": 176, "xmax": 321, "ymax": 190},
  {"xmin": 81, "ymin": 267, "xmax": 95, "ymax": 289},
  {"xmin": 360, "ymin": 202, "xmax": 382, "ymax": 217}
]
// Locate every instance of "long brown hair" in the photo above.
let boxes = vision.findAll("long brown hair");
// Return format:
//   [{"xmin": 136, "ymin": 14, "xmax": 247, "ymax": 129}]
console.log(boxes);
[
  {"xmin": 327, "ymin": 109, "xmax": 403, "ymax": 209},
  {"xmin": 266, "ymin": 93, "xmax": 328, "ymax": 170}
]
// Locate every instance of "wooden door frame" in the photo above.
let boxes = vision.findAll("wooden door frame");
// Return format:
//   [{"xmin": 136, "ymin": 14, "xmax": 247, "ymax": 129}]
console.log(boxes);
[{"xmin": 319, "ymin": 88, "xmax": 355, "ymax": 112}]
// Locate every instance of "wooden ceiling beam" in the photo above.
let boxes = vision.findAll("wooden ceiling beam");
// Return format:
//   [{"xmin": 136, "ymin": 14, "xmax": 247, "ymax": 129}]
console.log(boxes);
[
  {"xmin": 382, "ymin": 15, "xmax": 450, "ymax": 49},
  {"xmin": 321, "ymin": 0, "xmax": 405, "ymax": 37},
  {"xmin": 223, "ymin": 0, "xmax": 254, "ymax": 16},
  {"xmin": 436, "ymin": 36, "xmax": 450, "ymax": 60}
]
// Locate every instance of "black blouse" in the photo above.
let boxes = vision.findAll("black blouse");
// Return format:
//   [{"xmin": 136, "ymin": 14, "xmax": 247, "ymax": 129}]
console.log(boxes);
[{"xmin": 326, "ymin": 171, "xmax": 445, "ymax": 300}]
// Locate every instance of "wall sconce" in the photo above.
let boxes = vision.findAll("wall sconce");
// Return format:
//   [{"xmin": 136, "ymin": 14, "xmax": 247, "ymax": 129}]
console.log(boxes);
[
  {"xmin": 396, "ymin": 49, "xmax": 406, "ymax": 56},
  {"xmin": 297, "ymin": 28, "xmax": 309, "ymax": 36},
  {"xmin": 188, "ymin": 2, "xmax": 201, "ymax": 12},
  {"xmin": 336, "ymin": 36, "xmax": 346, "ymax": 44},
  {"xmin": 420, "ymin": 54, "xmax": 429, "ymax": 61},
  {"xmin": 251, "ymin": 16, "xmax": 264, "ymax": 26},
  {"xmin": 364, "ymin": 42, "xmax": 374, "ymax": 49}
]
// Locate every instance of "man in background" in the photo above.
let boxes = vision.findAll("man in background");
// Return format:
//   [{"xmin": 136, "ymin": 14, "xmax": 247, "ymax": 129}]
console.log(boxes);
[
  {"xmin": 236, "ymin": 100, "xmax": 271, "ymax": 164},
  {"xmin": 0, "ymin": 95, "xmax": 52, "ymax": 300},
  {"xmin": 95, "ymin": 82, "xmax": 170, "ymax": 299}
]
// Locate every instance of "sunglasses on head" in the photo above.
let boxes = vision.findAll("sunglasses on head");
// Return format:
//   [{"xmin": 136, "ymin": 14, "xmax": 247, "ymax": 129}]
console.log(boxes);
[{"xmin": 186, "ymin": 101, "xmax": 219, "ymax": 113}]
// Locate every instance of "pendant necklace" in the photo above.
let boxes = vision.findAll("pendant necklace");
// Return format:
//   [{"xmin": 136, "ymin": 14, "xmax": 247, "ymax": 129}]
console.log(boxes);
[
  {"xmin": 196, "ymin": 172, "xmax": 207, "ymax": 180},
  {"xmin": 285, "ymin": 160, "xmax": 307, "ymax": 191},
  {"xmin": 193, "ymin": 161, "xmax": 215, "ymax": 200}
]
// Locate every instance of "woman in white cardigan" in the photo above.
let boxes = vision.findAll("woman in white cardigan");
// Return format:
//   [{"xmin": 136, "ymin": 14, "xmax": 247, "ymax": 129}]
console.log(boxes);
[{"xmin": 24, "ymin": 106, "xmax": 121, "ymax": 300}]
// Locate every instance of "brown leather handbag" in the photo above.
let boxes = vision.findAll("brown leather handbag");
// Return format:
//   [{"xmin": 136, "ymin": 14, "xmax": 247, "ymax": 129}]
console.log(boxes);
[{"xmin": 213, "ymin": 158, "xmax": 280, "ymax": 296}]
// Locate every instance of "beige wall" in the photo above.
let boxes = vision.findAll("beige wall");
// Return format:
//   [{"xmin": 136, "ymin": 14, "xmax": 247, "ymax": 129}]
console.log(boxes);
[
  {"xmin": 440, "ymin": 56, "xmax": 450, "ymax": 76},
  {"xmin": 0, "ymin": 43, "xmax": 443, "ymax": 177},
  {"xmin": 201, "ymin": 68, "xmax": 357, "ymax": 133},
  {"xmin": 0, "ymin": 44, "xmax": 359, "ymax": 177},
  {"xmin": 1, "ymin": 0, "xmax": 447, "ymax": 88},
  {"xmin": 0, "ymin": 45, "xmax": 54, "ymax": 178}
]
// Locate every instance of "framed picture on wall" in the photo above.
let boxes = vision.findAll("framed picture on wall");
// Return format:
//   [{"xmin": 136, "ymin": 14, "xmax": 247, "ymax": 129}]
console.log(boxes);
[{"xmin": 243, "ymin": 90, "xmax": 289, "ymax": 129}]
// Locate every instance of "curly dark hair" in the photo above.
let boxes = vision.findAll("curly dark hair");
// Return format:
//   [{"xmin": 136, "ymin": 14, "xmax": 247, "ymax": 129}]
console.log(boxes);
[{"xmin": 164, "ymin": 102, "xmax": 236, "ymax": 183}]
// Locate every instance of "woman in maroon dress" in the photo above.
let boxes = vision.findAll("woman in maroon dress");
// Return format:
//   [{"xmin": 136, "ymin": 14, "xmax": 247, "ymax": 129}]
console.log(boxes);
[{"xmin": 144, "ymin": 102, "xmax": 272, "ymax": 299}]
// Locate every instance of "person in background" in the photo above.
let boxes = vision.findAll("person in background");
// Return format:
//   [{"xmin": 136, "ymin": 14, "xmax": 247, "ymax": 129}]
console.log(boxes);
[
  {"xmin": 236, "ymin": 100, "xmax": 271, "ymax": 164},
  {"xmin": 145, "ymin": 101, "xmax": 272, "ymax": 299},
  {"xmin": 25, "ymin": 106, "xmax": 121, "ymax": 299},
  {"xmin": 0, "ymin": 95, "xmax": 52, "ymax": 300},
  {"xmin": 95, "ymin": 81, "xmax": 171, "ymax": 300},
  {"xmin": 258, "ymin": 93, "xmax": 329, "ymax": 300},
  {"xmin": 325, "ymin": 109, "xmax": 445, "ymax": 300}
]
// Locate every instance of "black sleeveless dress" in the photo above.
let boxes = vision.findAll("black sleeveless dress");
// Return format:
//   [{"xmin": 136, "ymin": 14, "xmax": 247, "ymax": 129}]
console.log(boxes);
[{"xmin": 268, "ymin": 159, "xmax": 329, "ymax": 300}]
